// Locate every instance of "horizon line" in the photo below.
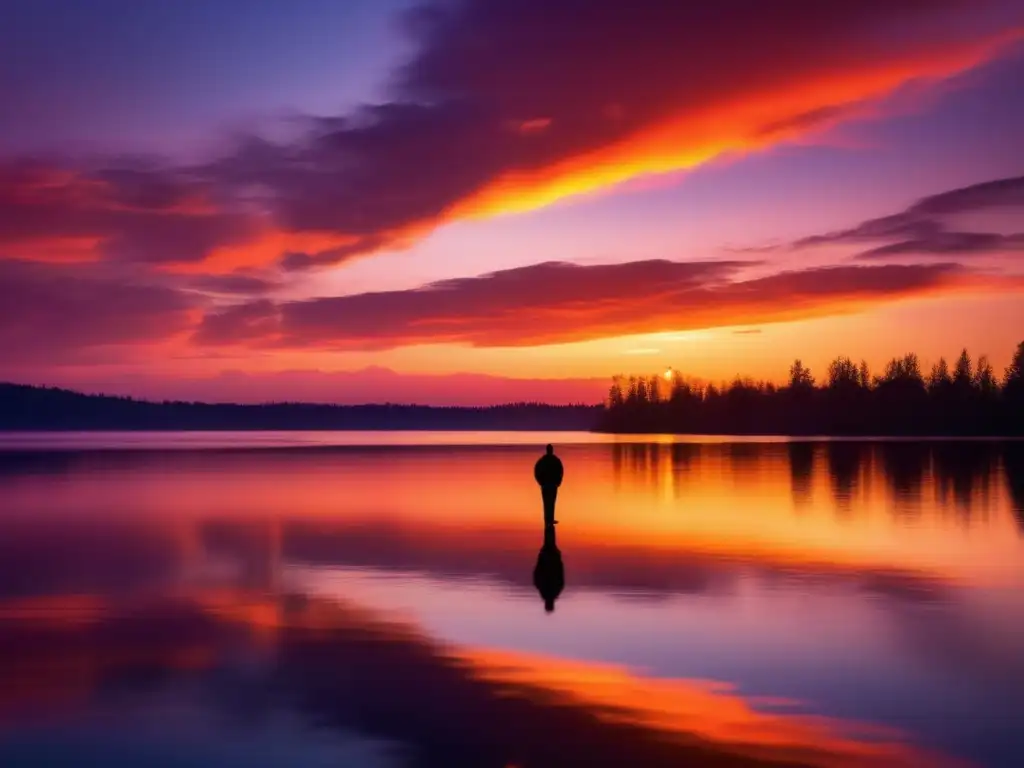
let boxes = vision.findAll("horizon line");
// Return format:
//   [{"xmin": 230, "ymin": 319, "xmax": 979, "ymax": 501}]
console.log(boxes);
[{"xmin": 0, "ymin": 381, "xmax": 605, "ymax": 410}]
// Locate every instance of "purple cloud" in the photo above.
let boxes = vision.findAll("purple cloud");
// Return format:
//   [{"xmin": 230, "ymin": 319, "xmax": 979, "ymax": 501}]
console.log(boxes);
[{"xmin": 794, "ymin": 175, "xmax": 1024, "ymax": 260}]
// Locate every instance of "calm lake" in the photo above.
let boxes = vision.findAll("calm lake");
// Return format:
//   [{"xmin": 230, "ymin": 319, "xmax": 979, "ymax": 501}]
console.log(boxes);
[{"xmin": 1, "ymin": 432, "xmax": 1022, "ymax": 767}]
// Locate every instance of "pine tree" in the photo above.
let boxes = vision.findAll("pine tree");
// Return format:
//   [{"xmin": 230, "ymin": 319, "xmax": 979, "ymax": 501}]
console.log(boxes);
[
  {"xmin": 788, "ymin": 359, "xmax": 814, "ymax": 390},
  {"xmin": 953, "ymin": 348, "xmax": 973, "ymax": 389},
  {"xmin": 928, "ymin": 357, "xmax": 951, "ymax": 392}
]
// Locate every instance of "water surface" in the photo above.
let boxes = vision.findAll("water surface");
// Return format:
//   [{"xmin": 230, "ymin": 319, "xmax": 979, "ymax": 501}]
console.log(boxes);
[{"xmin": 1, "ymin": 433, "xmax": 1022, "ymax": 767}]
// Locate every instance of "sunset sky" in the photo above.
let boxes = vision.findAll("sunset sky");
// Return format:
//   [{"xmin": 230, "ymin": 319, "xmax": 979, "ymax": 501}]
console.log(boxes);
[{"xmin": 2, "ymin": 0, "xmax": 1023, "ymax": 405}]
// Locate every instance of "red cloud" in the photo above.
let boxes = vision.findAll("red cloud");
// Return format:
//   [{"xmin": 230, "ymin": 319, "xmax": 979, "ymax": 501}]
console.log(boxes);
[
  {"xmin": 0, "ymin": 2, "xmax": 1021, "ymax": 270},
  {"xmin": 195, "ymin": 260, "xmax": 1000, "ymax": 350},
  {"xmin": 0, "ymin": 160, "xmax": 253, "ymax": 265}
]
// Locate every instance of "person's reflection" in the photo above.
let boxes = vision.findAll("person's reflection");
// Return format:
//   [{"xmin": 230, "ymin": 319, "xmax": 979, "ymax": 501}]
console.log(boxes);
[{"xmin": 533, "ymin": 523, "xmax": 564, "ymax": 613}]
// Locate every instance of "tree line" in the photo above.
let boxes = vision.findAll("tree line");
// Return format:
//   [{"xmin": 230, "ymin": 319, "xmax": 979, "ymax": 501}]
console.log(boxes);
[
  {"xmin": 598, "ymin": 341, "xmax": 1024, "ymax": 435},
  {"xmin": 0, "ymin": 383, "xmax": 602, "ymax": 431}
]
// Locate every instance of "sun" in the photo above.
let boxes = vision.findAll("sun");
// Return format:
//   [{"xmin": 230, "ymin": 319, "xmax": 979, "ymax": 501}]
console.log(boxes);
[{"xmin": 663, "ymin": 368, "xmax": 674, "ymax": 381}]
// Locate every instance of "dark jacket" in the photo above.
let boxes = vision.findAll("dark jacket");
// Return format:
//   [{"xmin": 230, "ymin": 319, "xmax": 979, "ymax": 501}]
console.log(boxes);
[{"xmin": 534, "ymin": 454, "xmax": 564, "ymax": 488}]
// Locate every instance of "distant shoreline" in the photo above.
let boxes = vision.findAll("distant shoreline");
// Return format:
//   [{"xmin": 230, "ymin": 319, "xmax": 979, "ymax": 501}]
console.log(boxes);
[
  {"xmin": 0, "ymin": 383, "xmax": 602, "ymax": 432},
  {"xmin": 1, "ymin": 425, "xmax": 584, "ymax": 432},
  {"xmin": 5, "ymin": 382, "xmax": 1024, "ymax": 438}
]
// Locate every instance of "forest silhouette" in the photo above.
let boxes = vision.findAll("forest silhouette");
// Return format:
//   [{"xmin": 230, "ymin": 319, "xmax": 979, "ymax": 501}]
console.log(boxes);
[
  {"xmin": 599, "ymin": 341, "xmax": 1024, "ymax": 436},
  {"xmin": 0, "ymin": 383, "xmax": 599, "ymax": 431}
]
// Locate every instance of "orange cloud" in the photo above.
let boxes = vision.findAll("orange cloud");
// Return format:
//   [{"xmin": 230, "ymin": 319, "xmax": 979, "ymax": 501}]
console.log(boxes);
[{"xmin": 452, "ymin": 34, "xmax": 1022, "ymax": 222}]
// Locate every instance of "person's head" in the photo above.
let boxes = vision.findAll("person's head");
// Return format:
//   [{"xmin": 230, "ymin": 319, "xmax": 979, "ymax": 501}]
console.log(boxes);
[{"xmin": 545, "ymin": 444, "xmax": 553, "ymax": 455}]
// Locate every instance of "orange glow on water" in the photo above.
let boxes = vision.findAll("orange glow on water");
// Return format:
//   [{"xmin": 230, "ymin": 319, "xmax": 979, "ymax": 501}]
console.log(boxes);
[
  {"xmin": 7, "ymin": 442, "xmax": 1015, "ymax": 587},
  {"xmin": 0, "ymin": 590, "xmax": 952, "ymax": 766},
  {"xmin": 455, "ymin": 647, "xmax": 952, "ymax": 767},
  {"xmin": 0, "ymin": 439, "xmax": 1019, "ymax": 763}
]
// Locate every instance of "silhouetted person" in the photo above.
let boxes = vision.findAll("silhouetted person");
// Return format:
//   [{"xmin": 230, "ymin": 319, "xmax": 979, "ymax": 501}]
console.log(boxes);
[
  {"xmin": 534, "ymin": 444, "xmax": 564, "ymax": 525},
  {"xmin": 533, "ymin": 523, "xmax": 564, "ymax": 613}
]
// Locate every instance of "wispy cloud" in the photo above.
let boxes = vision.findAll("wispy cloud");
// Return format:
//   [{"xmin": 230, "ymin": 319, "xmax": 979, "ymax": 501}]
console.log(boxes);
[{"xmin": 795, "ymin": 175, "xmax": 1024, "ymax": 260}]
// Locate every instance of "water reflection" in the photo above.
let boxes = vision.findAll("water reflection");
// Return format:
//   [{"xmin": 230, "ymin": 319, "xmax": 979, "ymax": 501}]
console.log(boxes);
[
  {"xmin": 533, "ymin": 523, "xmax": 565, "ymax": 613},
  {"xmin": 788, "ymin": 442, "xmax": 814, "ymax": 511},
  {"xmin": 0, "ymin": 591, "xmax": 950, "ymax": 768},
  {"xmin": 0, "ymin": 439, "xmax": 1022, "ymax": 766},
  {"xmin": 1006, "ymin": 442, "xmax": 1024, "ymax": 531},
  {"xmin": 826, "ymin": 442, "xmax": 861, "ymax": 515}
]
